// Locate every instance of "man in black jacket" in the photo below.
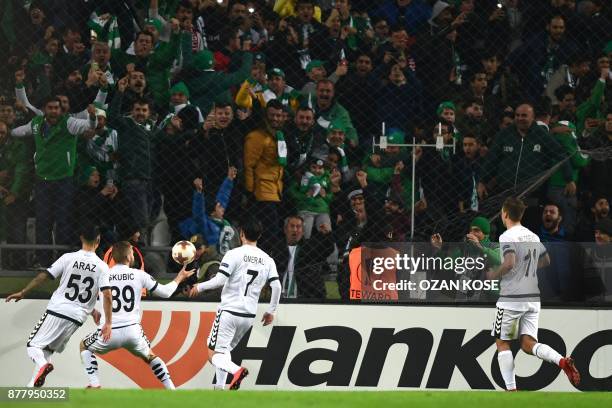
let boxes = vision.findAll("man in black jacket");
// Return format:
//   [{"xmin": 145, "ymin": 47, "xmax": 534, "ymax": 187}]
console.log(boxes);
[{"xmin": 271, "ymin": 215, "xmax": 335, "ymax": 299}]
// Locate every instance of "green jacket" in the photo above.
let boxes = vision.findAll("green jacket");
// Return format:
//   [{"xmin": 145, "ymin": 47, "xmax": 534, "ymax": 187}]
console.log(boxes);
[
  {"xmin": 11, "ymin": 114, "xmax": 96, "ymax": 180},
  {"xmin": 184, "ymin": 51, "xmax": 253, "ymax": 114},
  {"xmin": 482, "ymin": 123, "xmax": 572, "ymax": 191},
  {"xmin": 293, "ymin": 172, "xmax": 333, "ymax": 214},
  {"xmin": 362, "ymin": 149, "xmax": 413, "ymax": 206},
  {"xmin": 108, "ymin": 91, "xmax": 164, "ymax": 181},
  {"xmin": 112, "ymin": 32, "xmax": 189, "ymax": 108},
  {"xmin": 549, "ymin": 131, "xmax": 590, "ymax": 187},
  {"xmin": 576, "ymin": 78, "xmax": 607, "ymax": 137},
  {"xmin": 315, "ymin": 101, "xmax": 358, "ymax": 145},
  {"xmin": 0, "ymin": 138, "xmax": 31, "ymax": 199}
]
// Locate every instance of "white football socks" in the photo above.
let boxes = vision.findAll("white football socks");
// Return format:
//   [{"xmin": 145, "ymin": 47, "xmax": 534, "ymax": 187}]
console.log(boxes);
[
  {"xmin": 80, "ymin": 350, "xmax": 100, "ymax": 387},
  {"xmin": 215, "ymin": 367, "xmax": 228, "ymax": 390},
  {"xmin": 27, "ymin": 347, "xmax": 49, "ymax": 387},
  {"xmin": 497, "ymin": 350, "xmax": 516, "ymax": 390},
  {"xmin": 27, "ymin": 347, "xmax": 47, "ymax": 368},
  {"xmin": 149, "ymin": 357, "xmax": 175, "ymax": 389},
  {"xmin": 532, "ymin": 343, "xmax": 562, "ymax": 366}
]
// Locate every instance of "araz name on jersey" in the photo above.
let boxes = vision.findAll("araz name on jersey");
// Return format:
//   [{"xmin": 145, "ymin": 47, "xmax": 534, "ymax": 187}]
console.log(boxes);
[{"xmin": 72, "ymin": 261, "xmax": 97, "ymax": 272}]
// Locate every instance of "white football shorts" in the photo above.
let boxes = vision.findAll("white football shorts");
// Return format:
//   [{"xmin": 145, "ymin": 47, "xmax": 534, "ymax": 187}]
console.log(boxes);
[
  {"xmin": 207, "ymin": 309, "xmax": 254, "ymax": 353},
  {"xmin": 27, "ymin": 310, "xmax": 81, "ymax": 353},
  {"xmin": 83, "ymin": 323, "xmax": 151, "ymax": 359},
  {"xmin": 491, "ymin": 302, "xmax": 540, "ymax": 341}
]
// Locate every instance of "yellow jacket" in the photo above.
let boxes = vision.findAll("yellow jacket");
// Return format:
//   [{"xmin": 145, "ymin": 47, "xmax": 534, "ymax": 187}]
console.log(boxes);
[
  {"xmin": 273, "ymin": 0, "xmax": 322, "ymax": 21},
  {"xmin": 235, "ymin": 80, "xmax": 300, "ymax": 112},
  {"xmin": 244, "ymin": 128, "xmax": 284, "ymax": 202}
]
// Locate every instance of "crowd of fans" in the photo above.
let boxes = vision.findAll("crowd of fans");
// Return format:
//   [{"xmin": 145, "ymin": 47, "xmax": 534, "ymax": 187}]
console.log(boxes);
[{"xmin": 0, "ymin": 0, "xmax": 610, "ymax": 300}]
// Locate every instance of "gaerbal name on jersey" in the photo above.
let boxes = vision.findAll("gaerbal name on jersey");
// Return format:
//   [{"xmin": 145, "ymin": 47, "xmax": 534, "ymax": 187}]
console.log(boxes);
[
  {"xmin": 109, "ymin": 273, "xmax": 135, "ymax": 281},
  {"xmin": 243, "ymin": 255, "xmax": 265, "ymax": 265},
  {"xmin": 72, "ymin": 261, "xmax": 97, "ymax": 272}
]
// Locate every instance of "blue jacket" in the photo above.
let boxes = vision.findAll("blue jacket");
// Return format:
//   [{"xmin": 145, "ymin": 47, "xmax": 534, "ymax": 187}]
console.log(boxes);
[
  {"xmin": 374, "ymin": 0, "xmax": 431, "ymax": 36},
  {"xmin": 179, "ymin": 177, "xmax": 234, "ymax": 247}
]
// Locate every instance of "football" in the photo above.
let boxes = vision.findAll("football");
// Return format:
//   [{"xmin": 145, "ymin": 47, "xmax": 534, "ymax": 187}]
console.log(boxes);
[{"xmin": 171, "ymin": 240, "xmax": 197, "ymax": 265}]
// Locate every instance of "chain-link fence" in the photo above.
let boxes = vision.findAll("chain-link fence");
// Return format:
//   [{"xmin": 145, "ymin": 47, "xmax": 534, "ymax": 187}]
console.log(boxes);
[{"xmin": 0, "ymin": 0, "xmax": 610, "ymax": 303}]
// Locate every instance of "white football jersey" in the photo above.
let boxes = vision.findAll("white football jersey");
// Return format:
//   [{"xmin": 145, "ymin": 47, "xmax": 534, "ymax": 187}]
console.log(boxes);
[
  {"xmin": 46, "ymin": 250, "xmax": 110, "ymax": 325},
  {"xmin": 102, "ymin": 264, "xmax": 160, "ymax": 328},
  {"xmin": 217, "ymin": 245, "xmax": 279, "ymax": 316},
  {"xmin": 498, "ymin": 225, "xmax": 547, "ymax": 305}
]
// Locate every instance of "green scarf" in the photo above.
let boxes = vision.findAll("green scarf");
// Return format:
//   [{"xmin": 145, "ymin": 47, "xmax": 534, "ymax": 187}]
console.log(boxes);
[
  {"xmin": 276, "ymin": 130, "xmax": 287, "ymax": 167},
  {"xmin": 336, "ymin": 145, "xmax": 349, "ymax": 174}
]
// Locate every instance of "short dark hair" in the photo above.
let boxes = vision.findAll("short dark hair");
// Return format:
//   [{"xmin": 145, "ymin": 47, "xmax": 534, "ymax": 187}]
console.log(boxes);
[
  {"xmin": 548, "ymin": 14, "xmax": 566, "ymax": 24},
  {"xmin": 131, "ymin": 98, "xmax": 150, "ymax": 109},
  {"xmin": 542, "ymin": 201, "xmax": 563, "ymax": 217},
  {"xmin": 42, "ymin": 96, "xmax": 63, "ymax": 108},
  {"xmin": 567, "ymin": 51, "xmax": 591, "ymax": 67},
  {"xmin": 462, "ymin": 132, "xmax": 481, "ymax": 144},
  {"xmin": 284, "ymin": 215, "xmax": 305, "ymax": 228},
  {"xmin": 136, "ymin": 31, "xmax": 154, "ymax": 42},
  {"xmin": 266, "ymin": 99, "xmax": 284, "ymax": 111},
  {"xmin": 80, "ymin": 224, "xmax": 101, "ymax": 243},
  {"xmin": 534, "ymin": 96, "xmax": 552, "ymax": 117},
  {"xmin": 554, "ymin": 85, "xmax": 575, "ymax": 102},
  {"xmin": 240, "ymin": 217, "xmax": 263, "ymax": 241},
  {"xmin": 220, "ymin": 26, "xmax": 240, "ymax": 46},
  {"xmin": 462, "ymin": 97, "xmax": 484, "ymax": 110},
  {"xmin": 467, "ymin": 68, "xmax": 487, "ymax": 82},
  {"xmin": 316, "ymin": 78, "xmax": 334, "ymax": 89},
  {"xmin": 502, "ymin": 197, "xmax": 526, "ymax": 222},
  {"xmin": 215, "ymin": 102, "xmax": 233, "ymax": 110},
  {"xmin": 355, "ymin": 50, "xmax": 374, "ymax": 61},
  {"xmin": 111, "ymin": 241, "xmax": 133, "ymax": 264},
  {"xmin": 390, "ymin": 23, "xmax": 406, "ymax": 34},
  {"xmin": 296, "ymin": 0, "xmax": 315, "ymax": 8},
  {"xmin": 61, "ymin": 24, "xmax": 80, "ymax": 37},
  {"xmin": 177, "ymin": 0, "xmax": 194, "ymax": 11},
  {"xmin": 296, "ymin": 105, "xmax": 314, "ymax": 114}
]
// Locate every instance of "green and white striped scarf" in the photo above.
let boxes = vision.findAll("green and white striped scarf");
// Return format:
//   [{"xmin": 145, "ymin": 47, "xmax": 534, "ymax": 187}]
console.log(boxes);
[
  {"xmin": 88, "ymin": 13, "xmax": 121, "ymax": 50},
  {"xmin": 276, "ymin": 130, "xmax": 287, "ymax": 167}
]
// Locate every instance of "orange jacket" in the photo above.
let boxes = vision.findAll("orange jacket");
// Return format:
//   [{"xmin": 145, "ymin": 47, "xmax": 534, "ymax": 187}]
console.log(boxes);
[{"xmin": 349, "ymin": 246, "xmax": 398, "ymax": 300}]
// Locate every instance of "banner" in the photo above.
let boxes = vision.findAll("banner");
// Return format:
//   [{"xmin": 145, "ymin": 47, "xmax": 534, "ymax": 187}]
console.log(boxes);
[{"xmin": 1, "ymin": 300, "xmax": 610, "ymax": 391}]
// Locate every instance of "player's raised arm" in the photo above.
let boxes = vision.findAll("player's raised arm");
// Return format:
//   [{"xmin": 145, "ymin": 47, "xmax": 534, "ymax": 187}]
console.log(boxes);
[
  {"xmin": 149, "ymin": 267, "xmax": 195, "ymax": 298},
  {"xmin": 189, "ymin": 253, "xmax": 234, "ymax": 297},
  {"xmin": 5, "ymin": 271, "xmax": 50, "ymax": 302},
  {"xmin": 189, "ymin": 270, "xmax": 229, "ymax": 297}
]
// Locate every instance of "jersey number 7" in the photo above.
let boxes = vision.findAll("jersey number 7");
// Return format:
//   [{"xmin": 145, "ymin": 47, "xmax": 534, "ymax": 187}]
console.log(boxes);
[
  {"xmin": 524, "ymin": 249, "xmax": 537, "ymax": 277},
  {"xmin": 245, "ymin": 270, "xmax": 259, "ymax": 296}
]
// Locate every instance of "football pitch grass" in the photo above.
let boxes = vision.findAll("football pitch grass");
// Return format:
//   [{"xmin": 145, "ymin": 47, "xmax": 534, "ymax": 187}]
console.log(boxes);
[{"xmin": 3, "ymin": 389, "xmax": 612, "ymax": 408}]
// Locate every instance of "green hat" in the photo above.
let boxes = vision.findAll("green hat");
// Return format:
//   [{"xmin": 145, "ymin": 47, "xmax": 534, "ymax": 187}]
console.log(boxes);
[
  {"xmin": 306, "ymin": 60, "xmax": 325, "ymax": 73},
  {"xmin": 268, "ymin": 68, "xmax": 285, "ymax": 78},
  {"xmin": 554, "ymin": 120, "xmax": 577, "ymax": 133},
  {"xmin": 604, "ymin": 40, "xmax": 612, "ymax": 55},
  {"xmin": 470, "ymin": 216, "xmax": 491, "ymax": 235},
  {"xmin": 170, "ymin": 82, "xmax": 190, "ymax": 98},
  {"xmin": 327, "ymin": 119, "xmax": 345, "ymax": 133},
  {"xmin": 193, "ymin": 50, "xmax": 214, "ymax": 70},
  {"xmin": 436, "ymin": 101, "xmax": 456, "ymax": 116},
  {"xmin": 254, "ymin": 52, "xmax": 266, "ymax": 63},
  {"xmin": 387, "ymin": 128, "xmax": 405, "ymax": 145},
  {"xmin": 144, "ymin": 18, "xmax": 163, "ymax": 34}
]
